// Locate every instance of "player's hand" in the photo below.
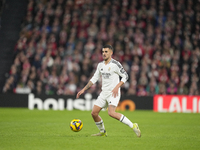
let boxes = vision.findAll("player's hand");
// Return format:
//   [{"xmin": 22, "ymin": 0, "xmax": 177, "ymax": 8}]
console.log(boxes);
[
  {"xmin": 76, "ymin": 89, "xmax": 85, "ymax": 99},
  {"xmin": 112, "ymin": 87, "xmax": 119, "ymax": 98}
]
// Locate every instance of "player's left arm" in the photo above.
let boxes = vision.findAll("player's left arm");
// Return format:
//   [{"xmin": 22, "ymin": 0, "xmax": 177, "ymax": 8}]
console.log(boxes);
[
  {"xmin": 112, "ymin": 63, "xmax": 129, "ymax": 98},
  {"xmin": 112, "ymin": 81, "xmax": 125, "ymax": 98},
  {"xmin": 76, "ymin": 63, "xmax": 101, "ymax": 99}
]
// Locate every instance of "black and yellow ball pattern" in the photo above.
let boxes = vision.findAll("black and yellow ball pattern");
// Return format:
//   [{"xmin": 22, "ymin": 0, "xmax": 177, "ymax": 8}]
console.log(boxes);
[{"xmin": 70, "ymin": 119, "xmax": 83, "ymax": 132}]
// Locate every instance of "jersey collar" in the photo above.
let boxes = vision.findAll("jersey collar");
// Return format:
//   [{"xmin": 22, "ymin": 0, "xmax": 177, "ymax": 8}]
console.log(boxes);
[{"xmin": 104, "ymin": 58, "xmax": 113, "ymax": 65}]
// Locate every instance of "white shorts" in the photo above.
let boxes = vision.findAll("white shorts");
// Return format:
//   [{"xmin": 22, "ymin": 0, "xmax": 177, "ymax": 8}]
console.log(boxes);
[{"xmin": 94, "ymin": 91, "xmax": 121, "ymax": 108}]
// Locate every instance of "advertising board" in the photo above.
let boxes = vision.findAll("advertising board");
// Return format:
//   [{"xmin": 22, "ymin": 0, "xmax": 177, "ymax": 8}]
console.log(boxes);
[{"xmin": 154, "ymin": 95, "xmax": 200, "ymax": 113}]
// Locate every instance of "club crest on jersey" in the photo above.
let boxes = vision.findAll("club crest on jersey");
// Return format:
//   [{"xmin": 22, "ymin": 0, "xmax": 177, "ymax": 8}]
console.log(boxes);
[{"xmin": 108, "ymin": 67, "xmax": 111, "ymax": 71}]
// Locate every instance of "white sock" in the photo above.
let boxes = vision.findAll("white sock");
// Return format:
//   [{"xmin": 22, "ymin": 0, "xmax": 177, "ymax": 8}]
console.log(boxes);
[
  {"xmin": 120, "ymin": 115, "xmax": 133, "ymax": 128},
  {"xmin": 95, "ymin": 120, "xmax": 105, "ymax": 132}
]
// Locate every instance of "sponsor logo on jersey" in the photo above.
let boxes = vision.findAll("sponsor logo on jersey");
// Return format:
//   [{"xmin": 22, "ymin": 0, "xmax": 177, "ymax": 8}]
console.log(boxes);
[{"xmin": 102, "ymin": 72, "xmax": 111, "ymax": 79}]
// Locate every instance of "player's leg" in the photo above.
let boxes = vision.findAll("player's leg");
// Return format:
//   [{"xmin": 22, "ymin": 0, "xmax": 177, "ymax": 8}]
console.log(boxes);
[
  {"xmin": 107, "ymin": 94, "xmax": 141, "ymax": 137},
  {"xmin": 108, "ymin": 105, "xmax": 133, "ymax": 127},
  {"xmin": 91, "ymin": 105, "xmax": 107, "ymax": 136},
  {"xmin": 108, "ymin": 105, "xmax": 141, "ymax": 137},
  {"xmin": 91, "ymin": 93, "xmax": 107, "ymax": 136},
  {"xmin": 91, "ymin": 104, "xmax": 102, "ymax": 122},
  {"xmin": 107, "ymin": 93, "xmax": 130, "ymax": 123}
]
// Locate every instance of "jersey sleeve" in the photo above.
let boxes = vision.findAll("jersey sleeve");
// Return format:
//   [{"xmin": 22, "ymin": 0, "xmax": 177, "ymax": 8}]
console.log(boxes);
[
  {"xmin": 114, "ymin": 62, "xmax": 129, "ymax": 83},
  {"xmin": 90, "ymin": 63, "xmax": 101, "ymax": 84}
]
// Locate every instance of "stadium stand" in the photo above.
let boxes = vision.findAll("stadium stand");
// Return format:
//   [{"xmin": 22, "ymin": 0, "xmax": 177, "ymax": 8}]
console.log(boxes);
[
  {"xmin": 0, "ymin": 0, "xmax": 28, "ymax": 92},
  {"xmin": 1, "ymin": 0, "xmax": 200, "ymax": 96}
]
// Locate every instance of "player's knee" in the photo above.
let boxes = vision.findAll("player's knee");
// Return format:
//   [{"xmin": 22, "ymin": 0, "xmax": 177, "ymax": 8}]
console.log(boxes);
[
  {"xmin": 91, "ymin": 111, "xmax": 98, "ymax": 118},
  {"xmin": 108, "ymin": 110, "xmax": 115, "ymax": 118}
]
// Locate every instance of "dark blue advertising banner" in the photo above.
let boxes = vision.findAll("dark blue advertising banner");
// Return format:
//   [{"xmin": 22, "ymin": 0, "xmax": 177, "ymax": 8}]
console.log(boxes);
[{"xmin": 0, "ymin": 93, "xmax": 153, "ymax": 111}]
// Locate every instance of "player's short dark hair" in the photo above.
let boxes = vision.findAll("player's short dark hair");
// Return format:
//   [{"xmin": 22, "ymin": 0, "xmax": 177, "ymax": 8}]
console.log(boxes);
[{"xmin": 103, "ymin": 45, "xmax": 113, "ymax": 51}]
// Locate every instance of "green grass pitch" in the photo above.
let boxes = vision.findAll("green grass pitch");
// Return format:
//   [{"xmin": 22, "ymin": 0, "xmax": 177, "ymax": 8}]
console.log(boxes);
[{"xmin": 0, "ymin": 108, "xmax": 199, "ymax": 150}]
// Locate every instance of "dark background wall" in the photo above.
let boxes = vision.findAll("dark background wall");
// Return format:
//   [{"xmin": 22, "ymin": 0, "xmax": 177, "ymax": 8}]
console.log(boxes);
[{"xmin": 0, "ymin": 0, "xmax": 28, "ymax": 91}]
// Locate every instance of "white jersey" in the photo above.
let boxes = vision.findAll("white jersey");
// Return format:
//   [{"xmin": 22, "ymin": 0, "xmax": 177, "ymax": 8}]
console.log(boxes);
[{"xmin": 90, "ymin": 58, "xmax": 129, "ymax": 92}]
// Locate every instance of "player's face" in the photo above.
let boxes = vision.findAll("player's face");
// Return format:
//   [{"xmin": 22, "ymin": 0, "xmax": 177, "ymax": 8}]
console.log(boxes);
[{"xmin": 102, "ymin": 48, "xmax": 113, "ymax": 61}]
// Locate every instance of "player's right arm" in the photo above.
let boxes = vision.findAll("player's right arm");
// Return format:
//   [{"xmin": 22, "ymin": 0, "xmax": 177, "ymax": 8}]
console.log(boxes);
[
  {"xmin": 76, "ymin": 81, "xmax": 93, "ymax": 98},
  {"xmin": 76, "ymin": 63, "xmax": 101, "ymax": 98}
]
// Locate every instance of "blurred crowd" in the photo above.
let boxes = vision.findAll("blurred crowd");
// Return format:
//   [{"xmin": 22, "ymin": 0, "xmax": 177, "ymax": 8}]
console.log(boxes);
[{"xmin": 2, "ymin": 0, "xmax": 200, "ymax": 96}]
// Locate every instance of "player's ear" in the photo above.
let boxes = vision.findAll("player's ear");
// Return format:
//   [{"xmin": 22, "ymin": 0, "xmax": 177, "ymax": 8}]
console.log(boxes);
[{"xmin": 110, "ymin": 50, "xmax": 113, "ymax": 55}]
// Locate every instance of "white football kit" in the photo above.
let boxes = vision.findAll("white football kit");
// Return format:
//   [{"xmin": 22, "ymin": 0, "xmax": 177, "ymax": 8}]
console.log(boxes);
[{"xmin": 90, "ymin": 58, "xmax": 129, "ymax": 108}]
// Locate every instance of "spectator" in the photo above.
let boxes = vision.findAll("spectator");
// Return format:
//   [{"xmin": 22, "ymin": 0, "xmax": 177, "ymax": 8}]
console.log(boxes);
[
  {"xmin": 177, "ymin": 82, "xmax": 188, "ymax": 95},
  {"xmin": 158, "ymin": 83, "xmax": 166, "ymax": 95},
  {"xmin": 42, "ymin": 50, "xmax": 54, "ymax": 68},
  {"xmin": 167, "ymin": 81, "xmax": 178, "ymax": 95},
  {"xmin": 146, "ymin": 78, "xmax": 159, "ymax": 96},
  {"xmin": 137, "ymin": 85, "xmax": 148, "ymax": 96},
  {"xmin": 33, "ymin": 81, "xmax": 44, "ymax": 95}
]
